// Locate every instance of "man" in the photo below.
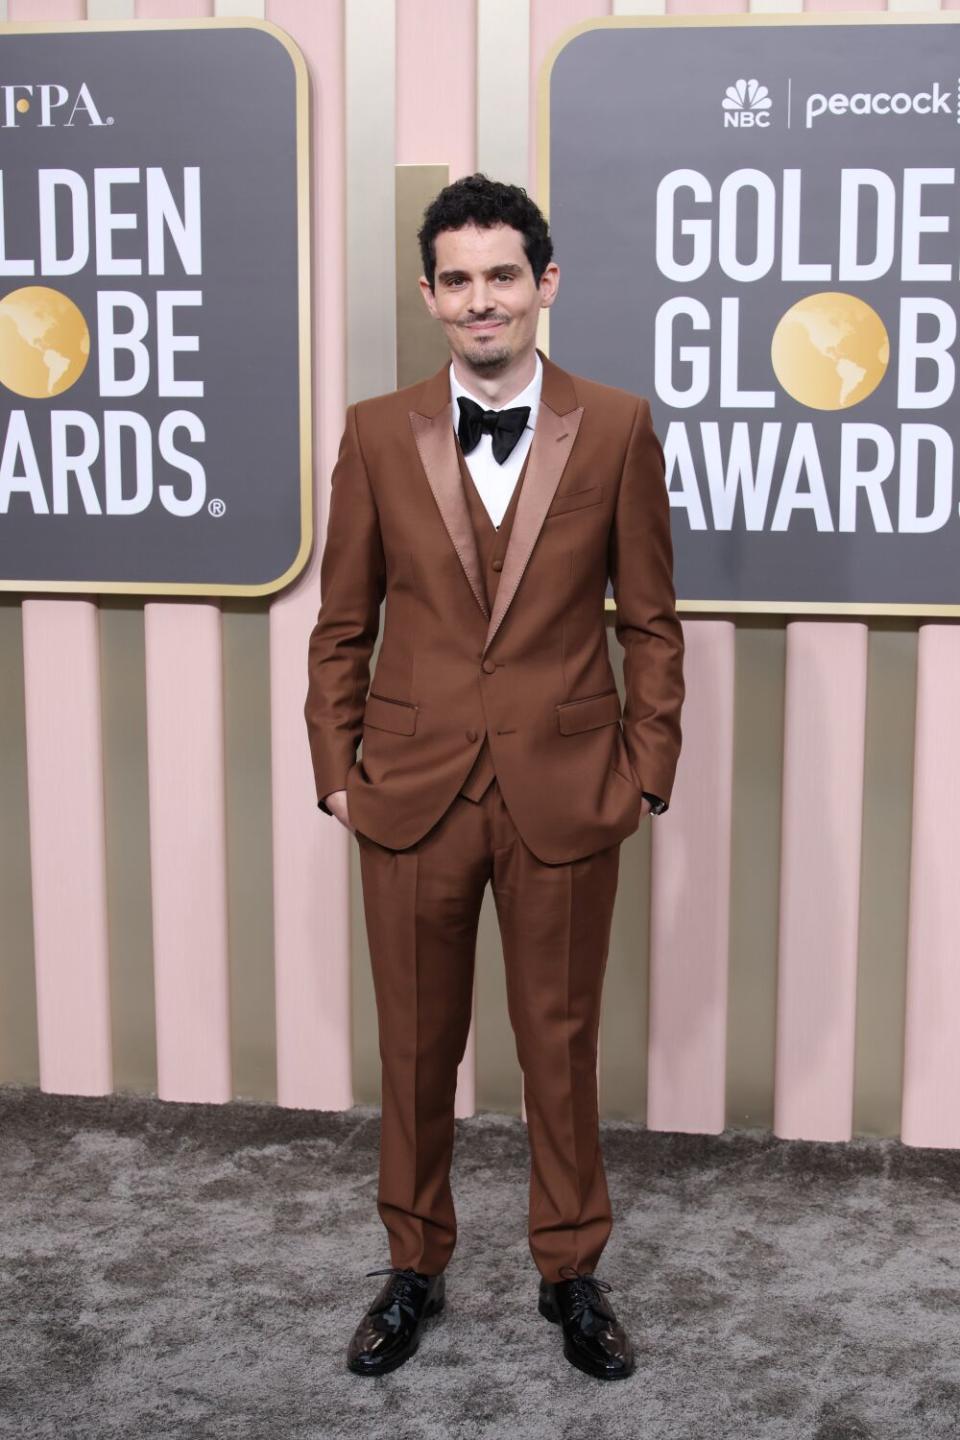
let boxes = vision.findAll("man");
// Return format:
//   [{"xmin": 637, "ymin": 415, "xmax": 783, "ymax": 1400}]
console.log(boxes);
[{"xmin": 304, "ymin": 174, "xmax": 684, "ymax": 1381}]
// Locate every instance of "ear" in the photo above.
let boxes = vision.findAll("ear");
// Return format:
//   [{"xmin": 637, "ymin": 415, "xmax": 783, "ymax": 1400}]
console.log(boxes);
[
  {"xmin": 418, "ymin": 274, "xmax": 439, "ymax": 318},
  {"xmin": 539, "ymin": 261, "xmax": 560, "ymax": 306}
]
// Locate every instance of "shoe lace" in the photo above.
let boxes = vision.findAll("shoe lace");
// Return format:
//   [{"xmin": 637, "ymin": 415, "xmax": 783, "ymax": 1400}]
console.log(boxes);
[
  {"xmin": 365, "ymin": 1265, "xmax": 431, "ymax": 1312},
  {"xmin": 557, "ymin": 1265, "xmax": 614, "ymax": 1320}
]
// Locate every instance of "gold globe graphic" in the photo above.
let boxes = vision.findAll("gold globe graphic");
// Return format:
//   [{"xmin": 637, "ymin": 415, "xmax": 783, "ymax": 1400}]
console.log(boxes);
[
  {"xmin": 0, "ymin": 286, "xmax": 90, "ymax": 399},
  {"xmin": 771, "ymin": 292, "xmax": 889, "ymax": 411}
]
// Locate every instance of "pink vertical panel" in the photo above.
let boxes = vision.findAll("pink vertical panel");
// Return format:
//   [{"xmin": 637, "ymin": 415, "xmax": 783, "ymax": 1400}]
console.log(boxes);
[
  {"xmin": 647, "ymin": 620, "xmax": 734, "ymax": 1135},
  {"xmin": 11, "ymin": 0, "xmax": 110, "ymax": 1098},
  {"xmin": 267, "ymin": 0, "xmax": 351, "ymax": 1109},
  {"xmin": 529, "ymin": 0, "xmax": 609, "ymax": 196},
  {"xmin": 899, "ymin": 0, "xmax": 960, "ymax": 1153},
  {"xmin": 22, "ymin": 602, "xmax": 112, "ymax": 1095},
  {"xmin": 137, "ymin": 0, "xmax": 231, "ymax": 1104},
  {"xmin": 396, "ymin": 0, "xmax": 479, "ymax": 1118},
  {"xmin": 145, "ymin": 602, "xmax": 231, "ymax": 1102},
  {"xmin": 902, "ymin": 625, "xmax": 960, "ymax": 1147},
  {"xmin": 10, "ymin": 0, "xmax": 84, "ymax": 14},
  {"xmin": 396, "ymin": 0, "xmax": 476, "ymax": 180},
  {"xmin": 774, "ymin": 623, "xmax": 867, "ymax": 1142}
]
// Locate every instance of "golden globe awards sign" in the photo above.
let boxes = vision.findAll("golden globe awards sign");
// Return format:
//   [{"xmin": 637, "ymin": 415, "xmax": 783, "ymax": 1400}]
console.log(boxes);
[
  {"xmin": 0, "ymin": 19, "xmax": 310, "ymax": 597},
  {"xmin": 545, "ymin": 13, "xmax": 960, "ymax": 614}
]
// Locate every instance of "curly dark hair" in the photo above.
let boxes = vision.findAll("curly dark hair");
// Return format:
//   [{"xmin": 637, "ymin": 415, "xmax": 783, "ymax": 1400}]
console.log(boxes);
[{"xmin": 417, "ymin": 173, "xmax": 553, "ymax": 291}]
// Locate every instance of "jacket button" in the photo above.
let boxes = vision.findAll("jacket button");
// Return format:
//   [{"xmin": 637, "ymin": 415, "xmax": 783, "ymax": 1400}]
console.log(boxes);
[
  {"xmin": 491, "ymin": 559, "xmax": 503, "ymax": 571},
  {"xmin": 481, "ymin": 658, "xmax": 497, "ymax": 674},
  {"xmin": 466, "ymin": 729, "xmax": 478, "ymax": 742}
]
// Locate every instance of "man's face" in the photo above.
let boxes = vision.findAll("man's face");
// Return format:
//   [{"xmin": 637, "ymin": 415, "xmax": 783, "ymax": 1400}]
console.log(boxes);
[{"xmin": 419, "ymin": 222, "xmax": 559, "ymax": 373}]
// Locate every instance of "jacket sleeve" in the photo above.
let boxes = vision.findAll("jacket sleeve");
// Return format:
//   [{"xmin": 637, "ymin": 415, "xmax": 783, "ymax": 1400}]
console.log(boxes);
[
  {"xmin": 608, "ymin": 398, "xmax": 685, "ymax": 805},
  {"xmin": 304, "ymin": 402, "xmax": 386, "ymax": 814}
]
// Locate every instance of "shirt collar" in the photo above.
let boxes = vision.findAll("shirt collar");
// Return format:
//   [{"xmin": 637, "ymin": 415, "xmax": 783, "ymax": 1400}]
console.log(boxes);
[{"xmin": 449, "ymin": 350, "xmax": 542, "ymax": 431}]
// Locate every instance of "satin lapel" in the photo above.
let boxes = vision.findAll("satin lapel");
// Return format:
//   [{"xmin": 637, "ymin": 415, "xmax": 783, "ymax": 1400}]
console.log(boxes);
[
  {"xmin": 481, "ymin": 398, "xmax": 584, "ymax": 657},
  {"xmin": 407, "ymin": 348, "xmax": 583, "ymax": 644},
  {"xmin": 409, "ymin": 404, "xmax": 489, "ymax": 621}
]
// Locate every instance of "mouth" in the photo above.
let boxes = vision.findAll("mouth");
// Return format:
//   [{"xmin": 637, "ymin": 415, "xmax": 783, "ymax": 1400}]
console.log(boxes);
[{"xmin": 465, "ymin": 320, "xmax": 506, "ymax": 332}]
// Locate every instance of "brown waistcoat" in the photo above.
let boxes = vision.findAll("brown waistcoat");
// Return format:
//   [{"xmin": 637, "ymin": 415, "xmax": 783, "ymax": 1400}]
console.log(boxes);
[{"xmin": 456, "ymin": 436, "xmax": 532, "ymax": 802}]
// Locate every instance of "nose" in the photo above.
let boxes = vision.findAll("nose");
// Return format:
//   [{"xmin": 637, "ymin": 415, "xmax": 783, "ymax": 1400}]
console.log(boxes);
[{"xmin": 469, "ymin": 278, "xmax": 494, "ymax": 314}]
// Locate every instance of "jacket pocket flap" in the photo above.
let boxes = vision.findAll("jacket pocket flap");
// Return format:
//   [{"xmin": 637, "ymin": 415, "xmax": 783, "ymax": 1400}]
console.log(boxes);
[
  {"xmin": 546, "ymin": 484, "xmax": 602, "ymax": 517},
  {"xmin": 364, "ymin": 693, "xmax": 418, "ymax": 735},
  {"xmin": 556, "ymin": 689, "xmax": 621, "ymax": 735}
]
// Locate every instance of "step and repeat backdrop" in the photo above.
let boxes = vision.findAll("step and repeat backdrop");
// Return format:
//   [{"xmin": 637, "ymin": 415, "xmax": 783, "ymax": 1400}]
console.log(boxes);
[
  {"xmin": 1, "ymin": 2, "xmax": 958, "ymax": 1152},
  {"xmin": 547, "ymin": 13, "xmax": 960, "ymax": 613},
  {"xmin": 0, "ymin": 19, "xmax": 310, "ymax": 596}
]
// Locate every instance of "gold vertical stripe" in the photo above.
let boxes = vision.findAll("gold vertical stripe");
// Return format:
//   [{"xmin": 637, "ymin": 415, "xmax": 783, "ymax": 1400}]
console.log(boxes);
[
  {"xmin": 347, "ymin": 0, "xmax": 397, "ymax": 1105},
  {"xmin": 853, "ymin": 624, "xmax": 917, "ymax": 1136},
  {"xmin": 100, "ymin": 601, "xmax": 156, "ymax": 1094},
  {"xmin": 222, "ymin": 602, "xmax": 277, "ymax": 1101},
  {"xmin": 0, "ymin": 601, "xmax": 38, "ymax": 1084},
  {"xmin": 475, "ymin": 895, "xmax": 523, "ymax": 1115},
  {"xmin": 396, "ymin": 164, "xmax": 450, "ymax": 389},
  {"xmin": 727, "ymin": 621, "xmax": 787, "ymax": 1130},
  {"xmin": 346, "ymin": 0, "xmax": 398, "ymax": 402},
  {"xmin": 599, "ymin": 838, "xmax": 652, "ymax": 1120}
]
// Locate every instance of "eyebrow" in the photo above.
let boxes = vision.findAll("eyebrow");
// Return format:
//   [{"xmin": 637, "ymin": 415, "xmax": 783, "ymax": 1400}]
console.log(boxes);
[{"xmin": 436, "ymin": 263, "xmax": 524, "ymax": 281}]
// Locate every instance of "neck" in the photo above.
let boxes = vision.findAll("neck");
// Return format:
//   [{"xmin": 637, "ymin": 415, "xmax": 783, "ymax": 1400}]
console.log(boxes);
[{"xmin": 452, "ymin": 345, "xmax": 538, "ymax": 408}]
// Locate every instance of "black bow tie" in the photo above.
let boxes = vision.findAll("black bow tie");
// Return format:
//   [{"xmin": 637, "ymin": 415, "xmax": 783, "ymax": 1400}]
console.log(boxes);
[{"xmin": 456, "ymin": 395, "xmax": 531, "ymax": 465}]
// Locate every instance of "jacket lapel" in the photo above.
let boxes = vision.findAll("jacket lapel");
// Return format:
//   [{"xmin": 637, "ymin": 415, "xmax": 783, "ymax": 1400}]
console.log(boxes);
[
  {"xmin": 408, "ymin": 364, "xmax": 489, "ymax": 621},
  {"xmin": 408, "ymin": 347, "xmax": 584, "ymax": 656}
]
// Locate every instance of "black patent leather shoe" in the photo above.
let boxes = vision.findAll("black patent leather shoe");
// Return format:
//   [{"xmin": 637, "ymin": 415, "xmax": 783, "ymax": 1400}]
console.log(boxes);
[
  {"xmin": 538, "ymin": 1266, "xmax": 635, "ymax": 1380},
  {"xmin": 346, "ymin": 1265, "xmax": 445, "ymax": 1376}
]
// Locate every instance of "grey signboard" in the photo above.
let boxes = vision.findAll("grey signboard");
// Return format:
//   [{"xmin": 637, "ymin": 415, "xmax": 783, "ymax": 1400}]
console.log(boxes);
[
  {"xmin": 545, "ymin": 14, "xmax": 960, "ymax": 614},
  {"xmin": 0, "ymin": 19, "xmax": 310, "ymax": 597}
]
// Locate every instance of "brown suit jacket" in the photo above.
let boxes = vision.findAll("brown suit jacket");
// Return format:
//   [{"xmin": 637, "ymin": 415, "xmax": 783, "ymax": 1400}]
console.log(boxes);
[{"xmin": 304, "ymin": 347, "xmax": 685, "ymax": 864}]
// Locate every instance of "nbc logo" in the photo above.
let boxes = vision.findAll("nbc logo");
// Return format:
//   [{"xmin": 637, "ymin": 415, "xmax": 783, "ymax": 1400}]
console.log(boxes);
[{"xmin": 722, "ymin": 78, "xmax": 773, "ymax": 129}]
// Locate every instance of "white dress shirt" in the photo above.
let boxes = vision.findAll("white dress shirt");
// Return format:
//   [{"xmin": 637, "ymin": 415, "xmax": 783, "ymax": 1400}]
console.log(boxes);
[{"xmin": 449, "ymin": 351, "xmax": 542, "ymax": 529}]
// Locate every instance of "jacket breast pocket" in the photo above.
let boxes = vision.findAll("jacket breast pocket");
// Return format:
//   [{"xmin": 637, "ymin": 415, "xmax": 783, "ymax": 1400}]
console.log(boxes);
[
  {"xmin": 545, "ymin": 483, "xmax": 602, "ymax": 518},
  {"xmin": 363, "ymin": 693, "xmax": 418, "ymax": 735},
  {"xmin": 555, "ymin": 688, "xmax": 621, "ymax": 735}
]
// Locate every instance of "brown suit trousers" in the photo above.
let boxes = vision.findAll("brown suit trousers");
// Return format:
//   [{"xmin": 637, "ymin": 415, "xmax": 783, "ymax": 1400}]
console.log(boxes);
[{"xmin": 356, "ymin": 437, "xmax": 621, "ymax": 1284}]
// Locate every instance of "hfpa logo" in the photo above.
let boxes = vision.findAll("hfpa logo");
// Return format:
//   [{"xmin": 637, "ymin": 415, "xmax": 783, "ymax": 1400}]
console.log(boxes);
[
  {"xmin": 722, "ymin": 78, "xmax": 773, "ymax": 129},
  {"xmin": 0, "ymin": 84, "xmax": 113, "ymax": 127}
]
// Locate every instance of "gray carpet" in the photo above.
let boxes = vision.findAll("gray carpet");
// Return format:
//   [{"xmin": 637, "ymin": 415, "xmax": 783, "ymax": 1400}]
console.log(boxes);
[{"xmin": 2, "ymin": 1086, "xmax": 960, "ymax": 1440}]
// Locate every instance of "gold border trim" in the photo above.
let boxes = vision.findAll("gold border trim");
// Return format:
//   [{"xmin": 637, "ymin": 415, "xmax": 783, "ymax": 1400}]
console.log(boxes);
[
  {"xmin": 0, "ymin": 17, "xmax": 312, "ymax": 600},
  {"xmin": 537, "ymin": 11, "xmax": 960, "ymax": 619}
]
